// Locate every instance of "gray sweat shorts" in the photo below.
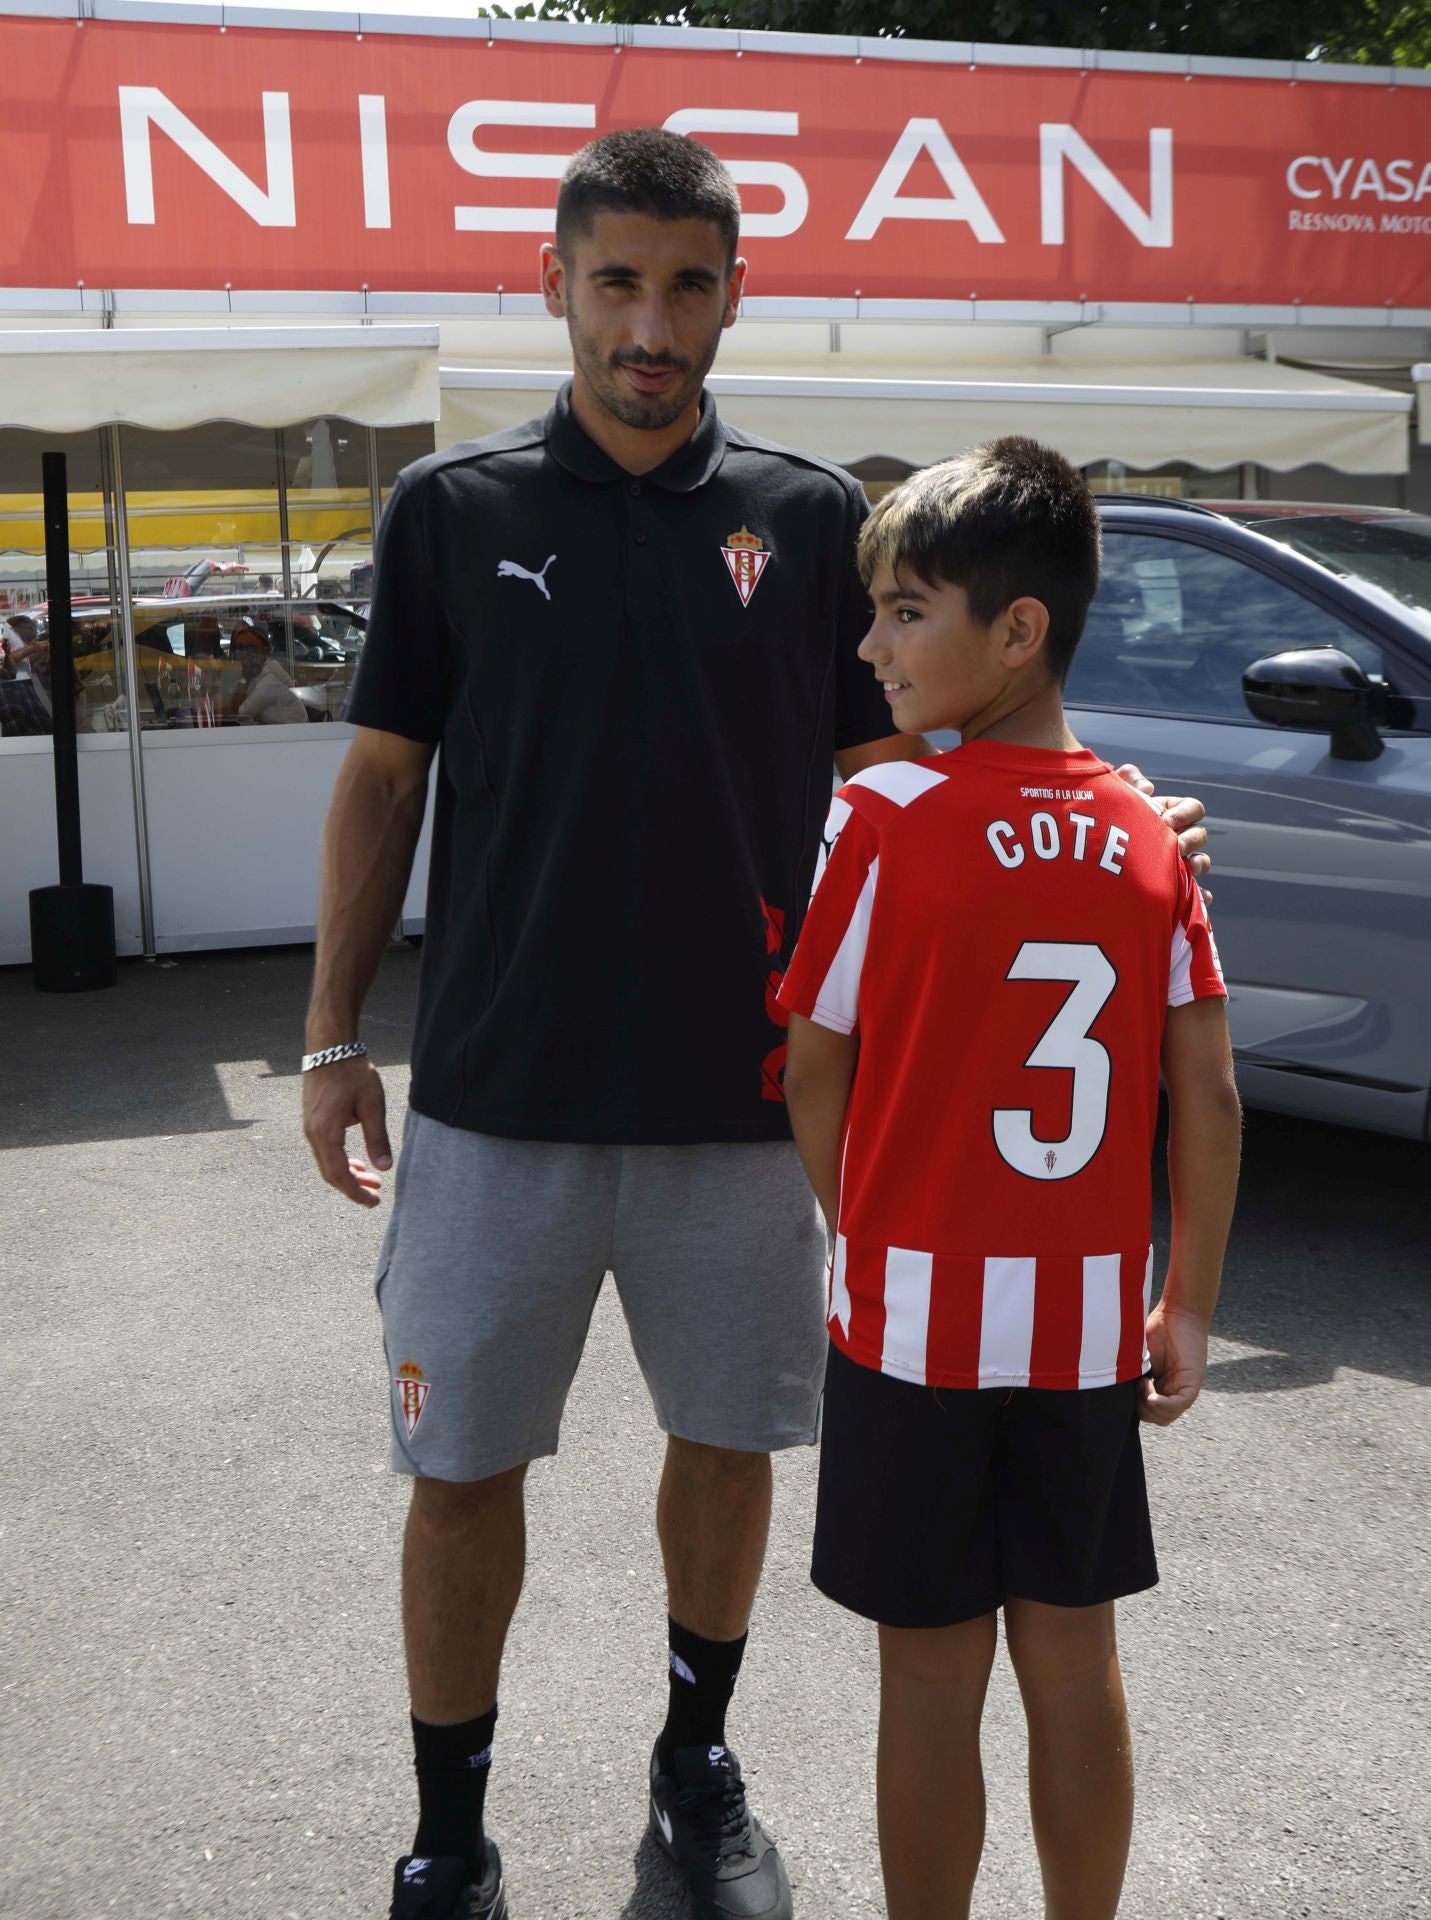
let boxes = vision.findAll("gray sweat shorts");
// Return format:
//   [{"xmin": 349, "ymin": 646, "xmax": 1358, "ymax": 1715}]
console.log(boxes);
[{"xmin": 376, "ymin": 1109, "xmax": 829, "ymax": 1481}]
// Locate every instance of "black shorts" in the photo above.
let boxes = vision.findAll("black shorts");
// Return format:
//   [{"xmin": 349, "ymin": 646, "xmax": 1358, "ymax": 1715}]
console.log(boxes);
[{"xmin": 813, "ymin": 1342, "xmax": 1159, "ymax": 1628}]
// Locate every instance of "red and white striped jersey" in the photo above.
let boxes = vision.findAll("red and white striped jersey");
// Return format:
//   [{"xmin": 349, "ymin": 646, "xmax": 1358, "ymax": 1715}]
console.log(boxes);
[{"xmin": 778, "ymin": 740, "xmax": 1225, "ymax": 1391}]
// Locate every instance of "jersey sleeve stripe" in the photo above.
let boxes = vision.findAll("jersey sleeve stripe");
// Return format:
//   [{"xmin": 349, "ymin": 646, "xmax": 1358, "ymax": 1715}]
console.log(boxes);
[
  {"xmin": 844, "ymin": 760, "xmax": 949, "ymax": 808},
  {"xmin": 808, "ymin": 794, "xmax": 853, "ymax": 900},
  {"xmin": 1169, "ymin": 916, "xmax": 1228, "ymax": 1006},
  {"xmin": 810, "ymin": 855, "xmax": 879, "ymax": 1034},
  {"xmin": 1167, "ymin": 922, "xmax": 1195, "ymax": 1005}
]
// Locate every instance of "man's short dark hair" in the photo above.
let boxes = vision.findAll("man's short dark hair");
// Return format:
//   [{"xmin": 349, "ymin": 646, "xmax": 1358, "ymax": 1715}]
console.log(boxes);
[
  {"xmin": 555, "ymin": 127, "xmax": 741, "ymax": 265},
  {"xmin": 857, "ymin": 438, "xmax": 1102, "ymax": 682}
]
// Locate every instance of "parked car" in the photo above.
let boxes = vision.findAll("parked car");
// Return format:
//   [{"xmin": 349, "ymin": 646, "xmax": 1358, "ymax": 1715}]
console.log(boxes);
[
  {"xmin": 1063, "ymin": 500, "xmax": 1431, "ymax": 1142},
  {"xmin": 1206, "ymin": 502, "xmax": 1431, "ymax": 639},
  {"xmin": 58, "ymin": 596, "xmax": 367, "ymax": 727}
]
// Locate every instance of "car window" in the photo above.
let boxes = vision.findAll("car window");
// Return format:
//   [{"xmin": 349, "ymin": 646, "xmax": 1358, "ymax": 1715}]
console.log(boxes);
[
  {"xmin": 131, "ymin": 618, "xmax": 186, "ymax": 655},
  {"xmin": 1229, "ymin": 513, "xmax": 1431, "ymax": 627},
  {"xmin": 1067, "ymin": 532, "xmax": 1399, "ymax": 721}
]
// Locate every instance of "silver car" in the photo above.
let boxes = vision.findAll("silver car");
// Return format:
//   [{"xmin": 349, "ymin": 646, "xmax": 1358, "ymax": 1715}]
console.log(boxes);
[{"xmin": 1065, "ymin": 500, "xmax": 1431, "ymax": 1142}]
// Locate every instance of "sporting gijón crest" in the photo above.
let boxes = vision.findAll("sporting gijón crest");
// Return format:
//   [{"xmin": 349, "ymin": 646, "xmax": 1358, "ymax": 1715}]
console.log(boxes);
[
  {"xmin": 721, "ymin": 527, "xmax": 771, "ymax": 608},
  {"xmin": 395, "ymin": 1358, "xmax": 430, "ymax": 1439}
]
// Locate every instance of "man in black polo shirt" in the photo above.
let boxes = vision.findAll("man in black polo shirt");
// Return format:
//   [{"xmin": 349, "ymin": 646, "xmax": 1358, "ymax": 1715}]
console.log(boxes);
[{"xmin": 303, "ymin": 130, "xmax": 1207, "ymax": 1920}]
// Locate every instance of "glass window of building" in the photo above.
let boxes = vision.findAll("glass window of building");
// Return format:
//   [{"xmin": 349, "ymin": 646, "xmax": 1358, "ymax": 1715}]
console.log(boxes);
[
  {"xmin": 1084, "ymin": 461, "xmax": 1244, "ymax": 501},
  {"xmin": 116, "ymin": 423, "xmax": 287, "ymax": 730},
  {"xmin": 0, "ymin": 429, "xmax": 114, "ymax": 742},
  {"xmin": 102, "ymin": 420, "xmax": 427, "ymax": 734}
]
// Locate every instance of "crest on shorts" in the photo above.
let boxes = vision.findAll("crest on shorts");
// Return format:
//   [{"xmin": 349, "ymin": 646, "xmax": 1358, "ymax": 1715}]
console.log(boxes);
[
  {"xmin": 721, "ymin": 528, "xmax": 771, "ymax": 609},
  {"xmin": 395, "ymin": 1358, "xmax": 430, "ymax": 1438}
]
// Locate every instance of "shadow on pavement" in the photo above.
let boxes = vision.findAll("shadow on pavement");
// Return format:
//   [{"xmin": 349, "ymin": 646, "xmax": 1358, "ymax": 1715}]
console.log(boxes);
[
  {"xmin": 0, "ymin": 943, "xmax": 420, "ymax": 1151},
  {"xmin": 618, "ymin": 1832, "xmax": 694, "ymax": 1919},
  {"xmin": 1156, "ymin": 1105, "xmax": 1430, "ymax": 1393}
]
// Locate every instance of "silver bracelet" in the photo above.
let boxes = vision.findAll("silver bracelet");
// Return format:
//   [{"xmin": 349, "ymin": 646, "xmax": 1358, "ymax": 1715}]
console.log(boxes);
[{"xmin": 301, "ymin": 1040, "xmax": 369, "ymax": 1072}]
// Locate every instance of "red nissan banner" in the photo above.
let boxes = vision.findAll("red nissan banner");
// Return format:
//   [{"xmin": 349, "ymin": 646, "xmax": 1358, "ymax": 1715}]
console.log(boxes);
[{"xmin": 2, "ymin": 13, "xmax": 1430, "ymax": 307}]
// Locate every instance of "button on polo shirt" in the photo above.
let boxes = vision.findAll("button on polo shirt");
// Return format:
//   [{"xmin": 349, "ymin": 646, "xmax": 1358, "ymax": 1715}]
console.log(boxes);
[{"xmin": 346, "ymin": 385, "xmax": 895, "ymax": 1145}]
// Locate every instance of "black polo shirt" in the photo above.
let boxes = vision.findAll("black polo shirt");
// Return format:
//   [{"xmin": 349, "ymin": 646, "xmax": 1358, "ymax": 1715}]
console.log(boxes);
[{"xmin": 345, "ymin": 384, "xmax": 895, "ymax": 1144}]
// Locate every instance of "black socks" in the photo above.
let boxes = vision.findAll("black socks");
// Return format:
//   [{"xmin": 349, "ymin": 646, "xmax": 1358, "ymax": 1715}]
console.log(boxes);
[
  {"xmin": 657, "ymin": 1616, "xmax": 748, "ymax": 1774},
  {"xmin": 409, "ymin": 1624, "xmax": 747, "ymax": 1864},
  {"xmin": 411, "ymin": 1705, "xmax": 496, "ymax": 1884}
]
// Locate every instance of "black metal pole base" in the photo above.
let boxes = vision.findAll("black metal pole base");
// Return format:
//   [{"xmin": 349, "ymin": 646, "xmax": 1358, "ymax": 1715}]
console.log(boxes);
[{"xmin": 29, "ymin": 884, "xmax": 118, "ymax": 993}]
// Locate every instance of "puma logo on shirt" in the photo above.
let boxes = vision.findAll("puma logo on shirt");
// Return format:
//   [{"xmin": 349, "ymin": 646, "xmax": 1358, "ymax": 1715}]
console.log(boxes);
[{"xmin": 497, "ymin": 554, "xmax": 557, "ymax": 601}]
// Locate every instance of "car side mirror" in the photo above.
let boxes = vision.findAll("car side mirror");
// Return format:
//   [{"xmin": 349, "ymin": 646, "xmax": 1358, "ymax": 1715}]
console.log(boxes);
[{"xmin": 1242, "ymin": 648, "xmax": 1385, "ymax": 762}]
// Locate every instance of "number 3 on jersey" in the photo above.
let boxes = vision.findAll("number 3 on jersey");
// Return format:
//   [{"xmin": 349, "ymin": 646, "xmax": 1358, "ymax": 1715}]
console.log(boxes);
[{"xmin": 993, "ymin": 942, "xmax": 1116, "ymax": 1181}]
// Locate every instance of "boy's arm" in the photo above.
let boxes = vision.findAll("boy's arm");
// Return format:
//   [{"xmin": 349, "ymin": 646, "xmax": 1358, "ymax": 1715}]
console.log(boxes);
[
  {"xmin": 783, "ymin": 1013, "xmax": 859, "ymax": 1232},
  {"xmin": 1144, "ymin": 995, "xmax": 1242, "ymax": 1425}
]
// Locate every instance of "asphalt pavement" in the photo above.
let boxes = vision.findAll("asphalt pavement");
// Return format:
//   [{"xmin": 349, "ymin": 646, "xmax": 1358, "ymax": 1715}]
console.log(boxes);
[{"xmin": 3, "ymin": 945, "xmax": 1428, "ymax": 1920}]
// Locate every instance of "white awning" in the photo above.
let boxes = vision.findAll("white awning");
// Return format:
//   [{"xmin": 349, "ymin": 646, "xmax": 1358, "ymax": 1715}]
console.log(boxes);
[
  {"xmin": 438, "ymin": 359, "xmax": 1412, "ymax": 475},
  {"xmin": 0, "ymin": 327, "xmax": 440, "ymax": 432},
  {"xmin": 1414, "ymin": 363, "xmax": 1431, "ymax": 445}
]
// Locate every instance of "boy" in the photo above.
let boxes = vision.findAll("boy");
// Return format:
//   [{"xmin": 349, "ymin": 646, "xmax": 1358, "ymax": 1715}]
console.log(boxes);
[{"xmin": 778, "ymin": 439, "xmax": 1241, "ymax": 1920}]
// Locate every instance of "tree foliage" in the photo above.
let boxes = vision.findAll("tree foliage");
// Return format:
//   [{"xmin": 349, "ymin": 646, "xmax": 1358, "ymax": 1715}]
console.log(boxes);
[
  {"xmin": 525, "ymin": 0, "xmax": 1431, "ymax": 67},
  {"xmin": 1318, "ymin": 1, "xmax": 1431, "ymax": 64}
]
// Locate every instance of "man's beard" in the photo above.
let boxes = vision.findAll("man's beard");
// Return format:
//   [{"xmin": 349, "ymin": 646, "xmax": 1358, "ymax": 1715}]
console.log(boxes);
[{"xmin": 567, "ymin": 303, "xmax": 724, "ymax": 434}]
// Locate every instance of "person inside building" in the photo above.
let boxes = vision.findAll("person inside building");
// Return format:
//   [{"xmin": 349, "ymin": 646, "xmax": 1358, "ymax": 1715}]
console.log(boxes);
[
  {"xmin": 232, "ymin": 615, "xmax": 308, "ymax": 725},
  {"xmin": 0, "ymin": 614, "xmax": 54, "ymax": 735},
  {"xmin": 3, "ymin": 612, "xmax": 46, "ymax": 682}
]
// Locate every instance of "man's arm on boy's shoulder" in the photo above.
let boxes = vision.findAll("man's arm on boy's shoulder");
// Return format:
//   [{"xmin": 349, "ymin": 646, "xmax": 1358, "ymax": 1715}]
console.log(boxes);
[
  {"xmin": 1144, "ymin": 996, "xmax": 1242, "ymax": 1426},
  {"xmin": 831, "ymin": 736, "xmax": 1211, "ymax": 882},
  {"xmin": 783, "ymin": 1014, "xmax": 859, "ymax": 1233},
  {"xmin": 1114, "ymin": 763, "xmax": 1211, "ymax": 883}
]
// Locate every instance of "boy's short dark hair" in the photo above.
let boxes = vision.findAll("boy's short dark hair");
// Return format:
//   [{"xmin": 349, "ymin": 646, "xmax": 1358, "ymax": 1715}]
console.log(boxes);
[
  {"xmin": 857, "ymin": 438, "xmax": 1102, "ymax": 682},
  {"xmin": 555, "ymin": 127, "xmax": 741, "ymax": 266}
]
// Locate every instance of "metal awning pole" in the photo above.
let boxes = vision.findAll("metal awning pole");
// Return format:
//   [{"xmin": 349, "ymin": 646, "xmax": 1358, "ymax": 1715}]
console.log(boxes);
[
  {"xmin": 276, "ymin": 428, "xmax": 295, "ymax": 674},
  {"xmin": 41, "ymin": 453, "xmax": 82, "ymax": 886},
  {"xmin": 99, "ymin": 431, "xmax": 120, "ymax": 614},
  {"xmin": 106, "ymin": 424, "xmax": 157, "ymax": 958},
  {"xmin": 366, "ymin": 427, "xmax": 382, "ymax": 550},
  {"xmin": 366, "ymin": 426, "xmax": 404, "ymax": 940}
]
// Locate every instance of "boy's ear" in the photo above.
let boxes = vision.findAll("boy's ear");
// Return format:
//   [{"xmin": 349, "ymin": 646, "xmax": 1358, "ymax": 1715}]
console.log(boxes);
[{"xmin": 1003, "ymin": 596, "xmax": 1052, "ymax": 671}]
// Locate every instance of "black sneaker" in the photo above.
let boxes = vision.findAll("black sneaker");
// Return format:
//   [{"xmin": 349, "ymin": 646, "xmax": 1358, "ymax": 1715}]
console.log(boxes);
[
  {"xmin": 648, "ymin": 1742, "xmax": 793, "ymax": 1920},
  {"xmin": 388, "ymin": 1843, "xmax": 508, "ymax": 1919}
]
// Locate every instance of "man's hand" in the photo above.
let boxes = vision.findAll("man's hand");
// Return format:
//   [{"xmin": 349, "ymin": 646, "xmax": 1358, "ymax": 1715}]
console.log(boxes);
[
  {"xmin": 1114, "ymin": 762, "xmax": 1211, "ymax": 887},
  {"xmin": 303, "ymin": 728, "xmax": 432, "ymax": 1208},
  {"xmin": 1140, "ymin": 1302, "xmax": 1211, "ymax": 1426},
  {"xmin": 302, "ymin": 1057, "xmax": 393, "ymax": 1208}
]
